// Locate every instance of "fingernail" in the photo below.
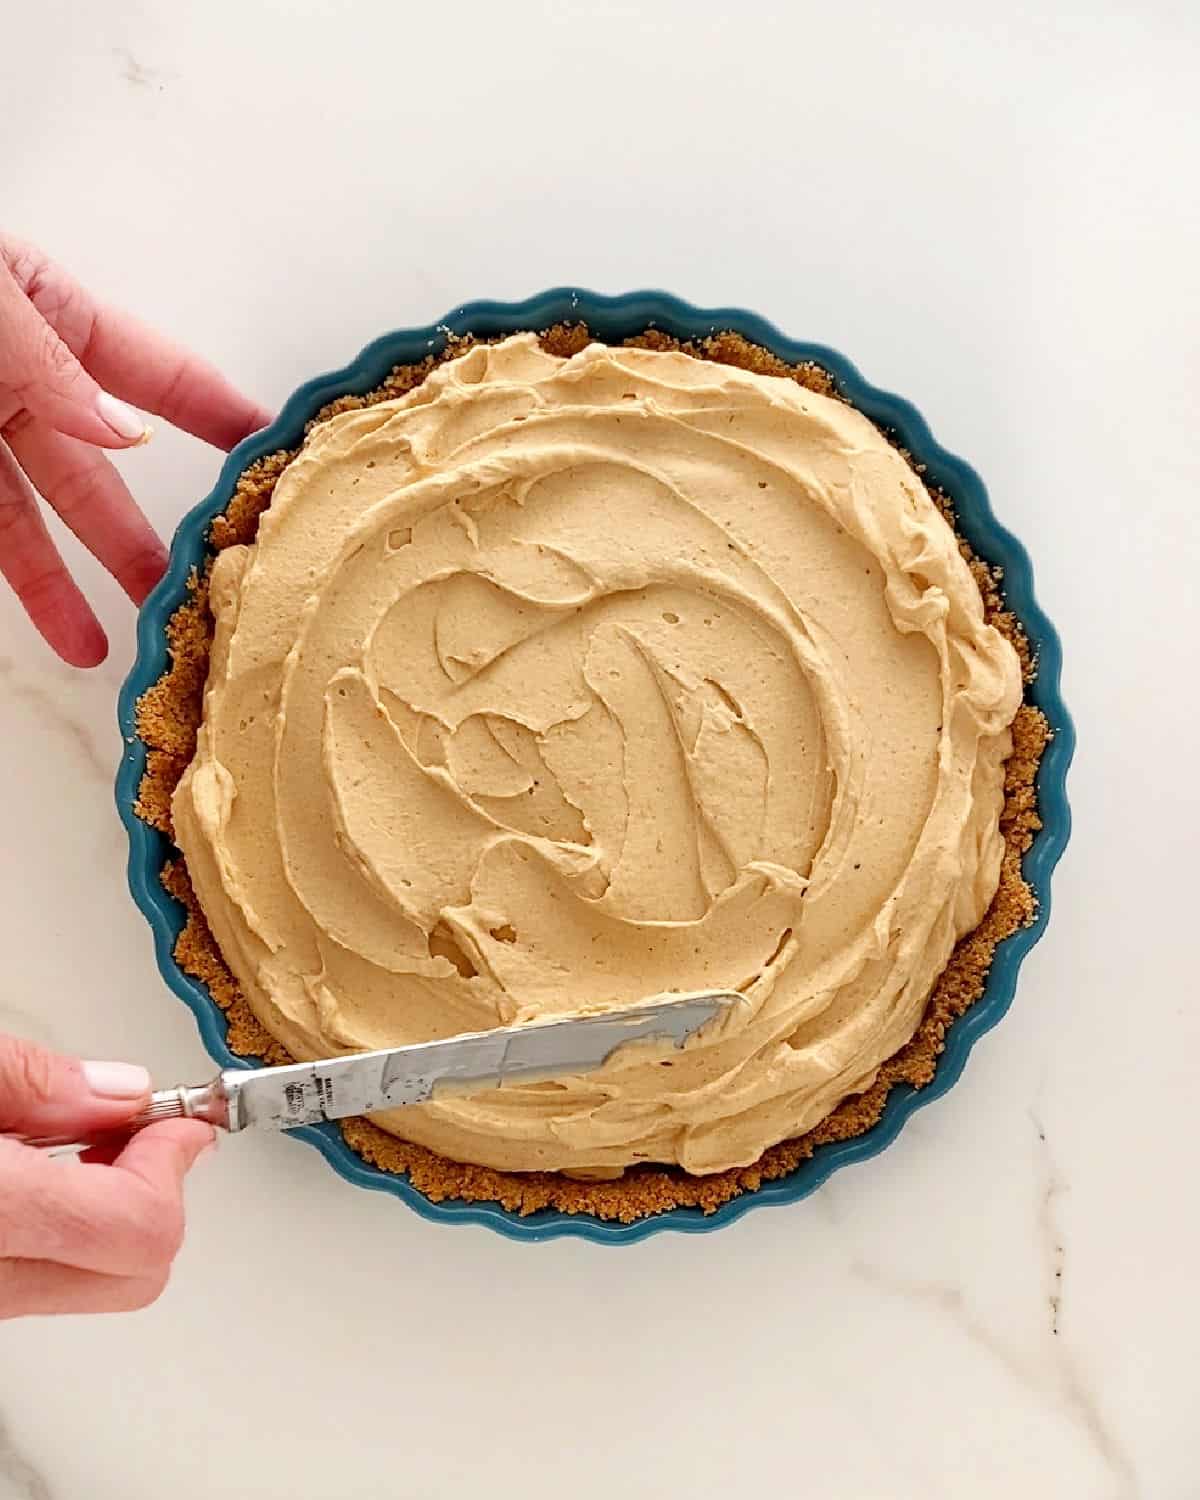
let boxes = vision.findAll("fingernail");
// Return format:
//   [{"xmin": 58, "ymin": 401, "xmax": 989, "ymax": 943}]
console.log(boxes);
[
  {"xmin": 82, "ymin": 1060, "xmax": 151, "ymax": 1099},
  {"xmin": 95, "ymin": 391, "xmax": 146, "ymax": 442},
  {"xmin": 62, "ymin": 612, "xmax": 108, "ymax": 669}
]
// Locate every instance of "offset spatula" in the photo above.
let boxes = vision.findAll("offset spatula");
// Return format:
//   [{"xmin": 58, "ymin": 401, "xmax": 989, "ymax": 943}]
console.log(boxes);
[{"xmin": 20, "ymin": 991, "xmax": 737, "ymax": 1153}]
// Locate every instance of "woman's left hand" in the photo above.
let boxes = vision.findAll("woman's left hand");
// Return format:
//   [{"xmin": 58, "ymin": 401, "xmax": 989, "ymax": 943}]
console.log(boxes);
[{"xmin": 0, "ymin": 232, "xmax": 271, "ymax": 666}]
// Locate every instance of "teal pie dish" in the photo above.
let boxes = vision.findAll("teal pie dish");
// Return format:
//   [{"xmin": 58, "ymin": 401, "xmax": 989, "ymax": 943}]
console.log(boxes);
[{"xmin": 116, "ymin": 290, "xmax": 1074, "ymax": 1243}]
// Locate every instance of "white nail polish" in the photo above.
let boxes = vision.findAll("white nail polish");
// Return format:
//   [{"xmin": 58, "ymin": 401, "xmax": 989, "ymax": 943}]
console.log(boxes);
[
  {"xmin": 82, "ymin": 1060, "xmax": 151, "ymax": 1099},
  {"xmin": 96, "ymin": 391, "xmax": 146, "ymax": 441}
]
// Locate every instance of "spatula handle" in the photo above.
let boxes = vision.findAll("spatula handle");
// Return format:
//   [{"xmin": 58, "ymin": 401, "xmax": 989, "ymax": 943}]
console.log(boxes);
[{"xmin": 11, "ymin": 1080, "xmax": 230, "ymax": 1153}]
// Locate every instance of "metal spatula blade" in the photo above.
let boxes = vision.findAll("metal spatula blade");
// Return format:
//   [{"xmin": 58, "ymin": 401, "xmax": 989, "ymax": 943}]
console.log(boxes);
[{"xmin": 18, "ymin": 991, "xmax": 739, "ymax": 1151}]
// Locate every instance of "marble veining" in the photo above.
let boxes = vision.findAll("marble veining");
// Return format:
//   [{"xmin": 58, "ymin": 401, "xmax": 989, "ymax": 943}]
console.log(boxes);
[
  {"xmin": 850, "ymin": 1115, "xmax": 1140, "ymax": 1499},
  {"xmin": 1030, "ymin": 1116, "xmax": 1140, "ymax": 1498},
  {"xmin": 1031, "ymin": 1110, "xmax": 1068, "ymax": 1337},
  {"xmin": 113, "ymin": 48, "xmax": 175, "ymax": 93},
  {"xmin": 0, "ymin": 1413, "xmax": 50, "ymax": 1500},
  {"xmin": 0, "ymin": 656, "xmax": 109, "ymax": 783}
]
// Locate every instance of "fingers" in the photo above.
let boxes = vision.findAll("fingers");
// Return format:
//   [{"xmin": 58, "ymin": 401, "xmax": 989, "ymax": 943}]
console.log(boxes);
[
  {"xmin": 0, "ymin": 441, "xmax": 107, "ymax": 666},
  {"xmin": 74, "ymin": 304, "xmax": 272, "ymax": 451},
  {"xmin": 0, "ymin": 1258, "xmax": 165, "ymax": 1319},
  {"xmin": 111, "ymin": 1119, "xmax": 215, "ymax": 1199},
  {"xmin": 2, "ymin": 236, "xmax": 271, "ymax": 451},
  {"xmin": 0, "ymin": 1035, "xmax": 149, "ymax": 1137},
  {"xmin": 0, "ymin": 1120, "xmax": 213, "ymax": 1276},
  {"xmin": 0, "ymin": 251, "xmax": 147, "ymax": 449},
  {"xmin": 78, "ymin": 1143, "xmax": 123, "ymax": 1167},
  {"xmin": 6, "ymin": 417, "xmax": 167, "ymax": 604}
]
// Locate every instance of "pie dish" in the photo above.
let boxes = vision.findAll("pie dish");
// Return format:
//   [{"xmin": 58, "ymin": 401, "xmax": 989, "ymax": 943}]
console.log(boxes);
[{"xmin": 116, "ymin": 290, "xmax": 1073, "ymax": 1242}]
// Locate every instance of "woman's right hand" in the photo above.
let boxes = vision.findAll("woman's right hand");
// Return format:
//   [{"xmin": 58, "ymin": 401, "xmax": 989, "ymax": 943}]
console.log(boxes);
[{"xmin": 0, "ymin": 1034, "xmax": 214, "ymax": 1319}]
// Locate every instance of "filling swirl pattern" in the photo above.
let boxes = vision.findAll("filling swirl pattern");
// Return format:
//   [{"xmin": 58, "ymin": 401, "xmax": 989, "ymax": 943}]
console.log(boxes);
[{"xmin": 173, "ymin": 336, "xmax": 1021, "ymax": 1175}]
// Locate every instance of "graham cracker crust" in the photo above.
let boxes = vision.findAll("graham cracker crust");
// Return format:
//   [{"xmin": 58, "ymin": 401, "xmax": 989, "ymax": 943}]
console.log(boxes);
[{"xmin": 134, "ymin": 325, "xmax": 1049, "ymax": 1223}]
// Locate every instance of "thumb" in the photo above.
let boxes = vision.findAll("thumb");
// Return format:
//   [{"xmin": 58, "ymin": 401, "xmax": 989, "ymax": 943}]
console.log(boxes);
[
  {"xmin": 0, "ymin": 1035, "xmax": 150, "ymax": 1137},
  {"xmin": 0, "ymin": 259, "xmax": 147, "ymax": 448}
]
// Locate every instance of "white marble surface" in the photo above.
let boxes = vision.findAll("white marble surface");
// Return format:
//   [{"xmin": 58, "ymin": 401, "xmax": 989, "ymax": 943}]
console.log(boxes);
[{"xmin": 2, "ymin": 2, "xmax": 1198, "ymax": 1496}]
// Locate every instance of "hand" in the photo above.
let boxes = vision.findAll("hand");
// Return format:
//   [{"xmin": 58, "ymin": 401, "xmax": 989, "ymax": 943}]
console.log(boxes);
[
  {"xmin": 0, "ymin": 232, "xmax": 271, "ymax": 667},
  {"xmin": 0, "ymin": 1034, "xmax": 214, "ymax": 1318}
]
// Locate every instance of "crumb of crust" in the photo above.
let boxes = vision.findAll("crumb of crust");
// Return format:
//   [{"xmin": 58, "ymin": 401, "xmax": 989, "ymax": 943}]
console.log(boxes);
[
  {"xmin": 133, "ymin": 567, "xmax": 214, "ymax": 836},
  {"xmin": 133, "ymin": 323, "xmax": 1051, "ymax": 1222},
  {"xmin": 208, "ymin": 449, "xmax": 293, "ymax": 552},
  {"xmin": 160, "ymin": 860, "xmax": 292, "ymax": 1065}
]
